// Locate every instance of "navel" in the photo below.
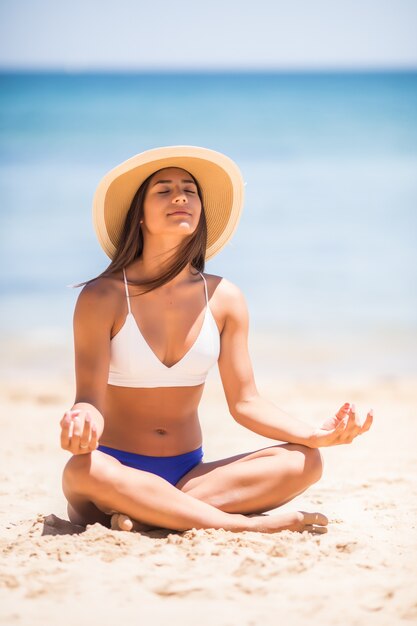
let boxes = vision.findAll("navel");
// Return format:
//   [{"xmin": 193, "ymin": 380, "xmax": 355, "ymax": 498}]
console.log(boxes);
[{"xmin": 155, "ymin": 428, "xmax": 167, "ymax": 436}]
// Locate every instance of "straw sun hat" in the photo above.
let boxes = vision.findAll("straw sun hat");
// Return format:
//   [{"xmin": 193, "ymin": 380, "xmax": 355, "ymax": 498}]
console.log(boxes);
[{"xmin": 92, "ymin": 145, "xmax": 245, "ymax": 261}]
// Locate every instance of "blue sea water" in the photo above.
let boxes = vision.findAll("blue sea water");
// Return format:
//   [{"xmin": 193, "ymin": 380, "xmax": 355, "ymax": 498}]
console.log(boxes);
[{"xmin": 0, "ymin": 71, "xmax": 416, "ymax": 376}]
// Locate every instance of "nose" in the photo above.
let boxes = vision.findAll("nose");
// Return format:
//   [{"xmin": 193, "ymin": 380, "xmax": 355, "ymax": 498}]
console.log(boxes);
[{"xmin": 172, "ymin": 190, "xmax": 187, "ymax": 204}]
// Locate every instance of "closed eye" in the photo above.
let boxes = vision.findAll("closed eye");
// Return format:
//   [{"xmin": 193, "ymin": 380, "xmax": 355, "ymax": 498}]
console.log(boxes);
[{"xmin": 157, "ymin": 188, "xmax": 196, "ymax": 195}]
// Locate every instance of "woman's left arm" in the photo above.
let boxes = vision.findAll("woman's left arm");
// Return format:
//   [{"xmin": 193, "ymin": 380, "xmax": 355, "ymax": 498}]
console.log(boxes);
[{"xmin": 217, "ymin": 280, "xmax": 373, "ymax": 448}]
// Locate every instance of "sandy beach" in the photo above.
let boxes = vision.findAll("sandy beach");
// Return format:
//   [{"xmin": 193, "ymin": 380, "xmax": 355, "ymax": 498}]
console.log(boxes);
[
  {"xmin": 1, "ymin": 20, "xmax": 416, "ymax": 623},
  {"xmin": 1, "ymin": 334, "xmax": 416, "ymax": 626}
]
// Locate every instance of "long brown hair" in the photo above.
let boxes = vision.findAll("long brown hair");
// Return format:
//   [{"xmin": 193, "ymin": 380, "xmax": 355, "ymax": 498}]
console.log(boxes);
[{"xmin": 81, "ymin": 168, "xmax": 207, "ymax": 295}]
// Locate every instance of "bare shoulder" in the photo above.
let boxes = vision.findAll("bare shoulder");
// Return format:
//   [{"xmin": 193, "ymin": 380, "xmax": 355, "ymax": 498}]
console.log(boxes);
[
  {"xmin": 74, "ymin": 275, "xmax": 122, "ymax": 322},
  {"xmin": 203, "ymin": 273, "xmax": 248, "ymax": 323}
]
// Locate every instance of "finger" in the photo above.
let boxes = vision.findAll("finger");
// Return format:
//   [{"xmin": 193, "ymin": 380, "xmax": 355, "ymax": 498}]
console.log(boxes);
[
  {"xmin": 321, "ymin": 419, "xmax": 346, "ymax": 446},
  {"xmin": 335, "ymin": 402, "xmax": 351, "ymax": 421},
  {"xmin": 90, "ymin": 423, "xmax": 98, "ymax": 450},
  {"xmin": 360, "ymin": 410, "xmax": 373, "ymax": 434},
  {"xmin": 354, "ymin": 402, "xmax": 363, "ymax": 437},
  {"xmin": 60, "ymin": 412, "xmax": 72, "ymax": 449},
  {"xmin": 344, "ymin": 404, "xmax": 362, "ymax": 438},
  {"xmin": 70, "ymin": 415, "xmax": 83, "ymax": 451},
  {"xmin": 333, "ymin": 417, "xmax": 348, "ymax": 442},
  {"xmin": 79, "ymin": 412, "xmax": 91, "ymax": 449},
  {"xmin": 318, "ymin": 419, "xmax": 346, "ymax": 445},
  {"xmin": 352, "ymin": 404, "xmax": 363, "ymax": 428},
  {"xmin": 60, "ymin": 410, "xmax": 80, "ymax": 432},
  {"xmin": 60, "ymin": 409, "xmax": 77, "ymax": 426},
  {"xmin": 347, "ymin": 403, "xmax": 357, "ymax": 427}
]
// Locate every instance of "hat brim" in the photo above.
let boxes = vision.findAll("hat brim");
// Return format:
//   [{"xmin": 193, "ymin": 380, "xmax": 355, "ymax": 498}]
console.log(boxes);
[{"xmin": 92, "ymin": 146, "xmax": 245, "ymax": 261}]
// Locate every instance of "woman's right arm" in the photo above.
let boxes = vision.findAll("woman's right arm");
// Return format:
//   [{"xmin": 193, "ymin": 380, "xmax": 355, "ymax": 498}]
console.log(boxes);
[{"xmin": 60, "ymin": 281, "xmax": 114, "ymax": 454}]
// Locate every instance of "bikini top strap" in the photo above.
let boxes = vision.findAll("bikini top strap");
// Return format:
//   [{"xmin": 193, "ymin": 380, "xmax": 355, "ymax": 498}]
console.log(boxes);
[
  {"xmin": 122, "ymin": 268, "xmax": 131, "ymax": 314},
  {"xmin": 199, "ymin": 272, "xmax": 209, "ymax": 305}
]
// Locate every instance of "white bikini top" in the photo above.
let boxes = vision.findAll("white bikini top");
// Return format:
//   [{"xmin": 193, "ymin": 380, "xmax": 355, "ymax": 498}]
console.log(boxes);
[{"xmin": 108, "ymin": 269, "xmax": 221, "ymax": 388}]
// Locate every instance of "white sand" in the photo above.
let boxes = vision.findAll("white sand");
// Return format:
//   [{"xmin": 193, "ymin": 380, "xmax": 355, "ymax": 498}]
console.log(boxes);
[{"xmin": 1, "ymin": 339, "xmax": 416, "ymax": 626}]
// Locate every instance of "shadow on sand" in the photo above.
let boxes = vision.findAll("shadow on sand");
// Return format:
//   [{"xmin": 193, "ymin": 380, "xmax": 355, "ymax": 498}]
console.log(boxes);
[
  {"xmin": 41, "ymin": 513, "xmax": 175, "ymax": 540},
  {"xmin": 41, "ymin": 513, "xmax": 86, "ymax": 536}
]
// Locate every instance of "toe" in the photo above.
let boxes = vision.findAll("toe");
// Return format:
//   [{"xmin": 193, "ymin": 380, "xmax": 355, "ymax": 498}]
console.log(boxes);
[
  {"xmin": 305, "ymin": 525, "xmax": 328, "ymax": 534},
  {"xmin": 110, "ymin": 513, "xmax": 133, "ymax": 532},
  {"xmin": 301, "ymin": 511, "xmax": 328, "ymax": 526},
  {"xmin": 118, "ymin": 514, "xmax": 134, "ymax": 531}
]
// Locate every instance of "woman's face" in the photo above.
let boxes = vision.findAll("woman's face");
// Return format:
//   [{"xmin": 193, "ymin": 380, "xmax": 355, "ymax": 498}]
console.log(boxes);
[{"xmin": 142, "ymin": 167, "xmax": 202, "ymax": 238}]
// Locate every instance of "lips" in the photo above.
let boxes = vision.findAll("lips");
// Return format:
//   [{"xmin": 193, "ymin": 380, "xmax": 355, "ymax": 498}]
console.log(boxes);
[{"xmin": 168, "ymin": 211, "xmax": 191, "ymax": 216}]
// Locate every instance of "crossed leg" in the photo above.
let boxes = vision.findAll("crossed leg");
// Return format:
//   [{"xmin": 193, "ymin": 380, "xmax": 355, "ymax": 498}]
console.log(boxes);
[
  {"xmin": 176, "ymin": 443, "xmax": 323, "ymax": 513},
  {"xmin": 63, "ymin": 443, "xmax": 326, "ymax": 534}
]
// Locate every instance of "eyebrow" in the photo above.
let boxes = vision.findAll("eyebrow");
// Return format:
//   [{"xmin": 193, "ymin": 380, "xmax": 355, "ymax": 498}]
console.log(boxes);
[{"xmin": 152, "ymin": 179, "xmax": 197, "ymax": 186}]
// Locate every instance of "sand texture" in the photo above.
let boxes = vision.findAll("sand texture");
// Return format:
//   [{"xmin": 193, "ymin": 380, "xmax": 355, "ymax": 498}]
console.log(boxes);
[{"xmin": 1, "ymin": 363, "xmax": 416, "ymax": 626}]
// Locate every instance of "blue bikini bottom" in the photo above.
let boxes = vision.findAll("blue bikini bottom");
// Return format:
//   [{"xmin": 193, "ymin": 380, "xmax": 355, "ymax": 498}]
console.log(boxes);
[{"xmin": 97, "ymin": 444, "xmax": 203, "ymax": 486}]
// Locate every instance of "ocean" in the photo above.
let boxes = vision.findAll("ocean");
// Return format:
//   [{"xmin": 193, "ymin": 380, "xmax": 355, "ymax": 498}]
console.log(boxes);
[{"xmin": 1, "ymin": 71, "xmax": 416, "ymax": 378}]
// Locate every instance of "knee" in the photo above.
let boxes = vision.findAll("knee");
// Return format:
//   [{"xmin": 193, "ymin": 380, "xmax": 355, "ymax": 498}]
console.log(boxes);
[
  {"xmin": 62, "ymin": 454, "xmax": 93, "ymax": 495},
  {"xmin": 62, "ymin": 451, "xmax": 118, "ymax": 495},
  {"xmin": 302, "ymin": 447, "xmax": 324, "ymax": 484},
  {"xmin": 284, "ymin": 444, "xmax": 324, "ymax": 484}
]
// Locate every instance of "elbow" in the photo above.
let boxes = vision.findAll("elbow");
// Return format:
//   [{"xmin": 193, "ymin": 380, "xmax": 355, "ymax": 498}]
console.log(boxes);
[{"xmin": 230, "ymin": 394, "xmax": 260, "ymax": 423}]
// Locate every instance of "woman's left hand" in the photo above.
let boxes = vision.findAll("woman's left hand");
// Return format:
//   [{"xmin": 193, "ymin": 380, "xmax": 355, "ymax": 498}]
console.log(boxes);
[{"xmin": 309, "ymin": 403, "xmax": 373, "ymax": 448}]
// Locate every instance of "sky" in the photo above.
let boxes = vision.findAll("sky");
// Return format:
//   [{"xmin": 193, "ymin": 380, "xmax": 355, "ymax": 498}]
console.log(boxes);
[{"xmin": 0, "ymin": 0, "xmax": 417, "ymax": 70}]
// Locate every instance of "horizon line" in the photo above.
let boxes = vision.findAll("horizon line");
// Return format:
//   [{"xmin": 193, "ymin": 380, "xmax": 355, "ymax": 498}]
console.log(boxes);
[{"xmin": 1, "ymin": 64, "xmax": 417, "ymax": 74}]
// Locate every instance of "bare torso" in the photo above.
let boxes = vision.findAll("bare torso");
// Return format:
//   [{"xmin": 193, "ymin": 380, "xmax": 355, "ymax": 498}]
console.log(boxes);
[
  {"xmin": 98, "ymin": 271, "xmax": 225, "ymax": 456},
  {"xmin": 100, "ymin": 385, "xmax": 205, "ymax": 455}
]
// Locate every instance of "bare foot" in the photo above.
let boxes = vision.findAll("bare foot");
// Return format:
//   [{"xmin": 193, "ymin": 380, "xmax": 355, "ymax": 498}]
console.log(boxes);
[
  {"xmin": 110, "ymin": 513, "xmax": 153, "ymax": 532},
  {"xmin": 250, "ymin": 510, "xmax": 328, "ymax": 534},
  {"xmin": 111, "ymin": 510, "xmax": 328, "ymax": 534}
]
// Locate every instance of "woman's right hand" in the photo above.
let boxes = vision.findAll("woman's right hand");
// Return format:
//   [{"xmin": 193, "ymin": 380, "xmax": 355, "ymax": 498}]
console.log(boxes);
[{"xmin": 60, "ymin": 409, "xmax": 99, "ymax": 454}]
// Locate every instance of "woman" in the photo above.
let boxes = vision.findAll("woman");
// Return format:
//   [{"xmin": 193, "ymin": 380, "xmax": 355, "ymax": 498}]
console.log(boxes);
[{"xmin": 61, "ymin": 146, "xmax": 373, "ymax": 534}]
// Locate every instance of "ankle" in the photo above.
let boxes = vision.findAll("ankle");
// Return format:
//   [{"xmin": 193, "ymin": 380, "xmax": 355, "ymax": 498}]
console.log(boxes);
[{"xmin": 227, "ymin": 513, "xmax": 253, "ymax": 532}]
